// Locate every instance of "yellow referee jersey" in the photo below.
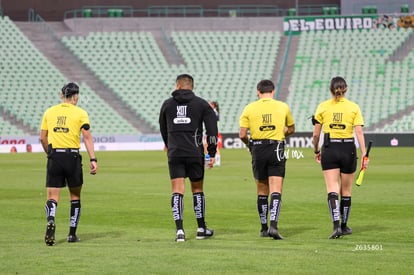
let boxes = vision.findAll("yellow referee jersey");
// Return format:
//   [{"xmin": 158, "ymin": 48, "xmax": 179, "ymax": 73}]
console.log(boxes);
[
  {"xmin": 314, "ymin": 98, "xmax": 364, "ymax": 139},
  {"xmin": 239, "ymin": 98, "xmax": 294, "ymax": 141},
  {"xmin": 41, "ymin": 103, "xmax": 90, "ymax": 149}
]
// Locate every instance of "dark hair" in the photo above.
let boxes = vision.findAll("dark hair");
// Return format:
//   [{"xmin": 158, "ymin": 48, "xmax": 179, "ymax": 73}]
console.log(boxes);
[
  {"xmin": 61, "ymin": 82, "xmax": 79, "ymax": 98},
  {"xmin": 257, "ymin": 80, "xmax": 275, "ymax": 94},
  {"xmin": 330, "ymin": 76, "xmax": 347, "ymax": 98},
  {"xmin": 176, "ymin": 74, "xmax": 194, "ymax": 88}
]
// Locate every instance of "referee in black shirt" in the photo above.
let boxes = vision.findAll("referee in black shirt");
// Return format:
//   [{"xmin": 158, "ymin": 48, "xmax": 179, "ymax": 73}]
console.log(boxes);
[{"xmin": 159, "ymin": 74, "xmax": 218, "ymax": 242}]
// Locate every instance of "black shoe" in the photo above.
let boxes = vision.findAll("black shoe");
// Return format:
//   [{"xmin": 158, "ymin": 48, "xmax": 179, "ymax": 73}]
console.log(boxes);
[
  {"xmin": 268, "ymin": 227, "xmax": 284, "ymax": 240},
  {"xmin": 260, "ymin": 229, "xmax": 270, "ymax": 237},
  {"xmin": 196, "ymin": 227, "xmax": 214, "ymax": 240},
  {"xmin": 45, "ymin": 222, "xmax": 56, "ymax": 246},
  {"xmin": 67, "ymin": 234, "xmax": 80, "ymax": 243},
  {"xmin": 175, "ymin": 229, "xmax": 185, "ymax": 242},
  {"xmin": 341, "ymin": 226, "xmax": 352, "ymax": 235},
  {"xmin": 329, "ymin": 228, "xmax": 343, "ymax": 239}
]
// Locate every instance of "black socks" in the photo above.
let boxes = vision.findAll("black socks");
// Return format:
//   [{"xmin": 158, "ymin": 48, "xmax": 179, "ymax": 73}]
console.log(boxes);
[
  {"xmin": 340, "ymin": 196, "xmax": 351, "ymax": 227},
  {"xmin": 171, "ymin": 193, "xmax": 184, "ymax": 230},
  {"xmin": 193, "ymin": 192, "xmax": 206, "ymax": 229},
  {"xmin": 257, "ymin": 195, "xmax": 269, "ymax": 231},
  {"xmin": 269, "ymin": 192, "xmax": 282, "ymax": 229},
  {"xmin": 45, "ymin": 199, "xmax": 57, "ymax": 223},
  {"xmin": 45, "ymin": 199, "xmax": 82, "ymax": 236},
  {"xmin": 328, "ymin": 192, "xmax": 340, "ymax": 229},
  {"xmin": 171, "ymin": 192, "xmax": 208, "ymax": 230},
  {"xmin": 69, "ymin": 200, "xmax": 81, "ymax": 235}
]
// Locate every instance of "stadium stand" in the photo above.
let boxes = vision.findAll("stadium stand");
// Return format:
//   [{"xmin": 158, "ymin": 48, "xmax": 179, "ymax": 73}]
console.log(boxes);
[
  {"xmin": 373, "ymin": 110, "xmax": 414, "ymax": 132},
  {"xmin": 62, "ymin": 30, "xmax": 281, "ymax": 133},
  {"xmin": 62, "ymin": 31, "xmax": 182, "ymax": 131},
  {"xmin": 0, "ymin": 16, "xmax": 140, "ymax": 135},
  {"xmin": 171, "ymin": 31, "xmax": 281, "ymax": 133},
  {"xmin": 0, "ymin": 117, "xmax": 26, "ymax": 135},
  {"xmin": 287, "ymin": 28, "xmax": 414, "ymax": 132},
  {"xmin": 1, "ymin": 14, "xmax": 413, "ymax": 135}
]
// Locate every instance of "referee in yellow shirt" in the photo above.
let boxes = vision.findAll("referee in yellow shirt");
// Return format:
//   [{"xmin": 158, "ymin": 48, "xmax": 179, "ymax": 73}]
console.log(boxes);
[
  {"xmin": 40, "ymin": 82, "xmax": 98, "ymax": 246},
  {"xmin": 239, "ymin": 79, "xmax": 295, "ymax": 239},
  {"xmin": 312, "ymin": 76, "xmax": 368, "ymax": 239}
]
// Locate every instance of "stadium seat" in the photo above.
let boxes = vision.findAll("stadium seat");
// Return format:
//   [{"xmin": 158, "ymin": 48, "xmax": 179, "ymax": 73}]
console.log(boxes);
[
  {"xmin": 287, "ymin": 28, "xmax": 414, "ymax": 132},
  {"xmin": 3, "ymin": 16, "xmax": 412, "ymax": 135},
  {"xmin": 0, "ymin": 17, "xmax": 140, "ymax": 135},
  {"xmin": 61, "ymin": 30, "xmax": 281, "ymax": 133}
]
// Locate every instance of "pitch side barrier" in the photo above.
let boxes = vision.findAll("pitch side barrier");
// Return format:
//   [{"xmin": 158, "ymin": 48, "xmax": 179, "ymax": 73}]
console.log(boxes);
[
  {"xmin": 220, "ymin": 133, "xmax": 414, "ymax": 149},
  {"xmin": 0, "ymin": 133, "xmax": 413, "ymax": 153}
]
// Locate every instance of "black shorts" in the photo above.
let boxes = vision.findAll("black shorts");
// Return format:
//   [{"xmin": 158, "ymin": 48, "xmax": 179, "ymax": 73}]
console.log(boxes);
[
  {"xmin": 168, "ymin": 157, "xmax": 204, "ymax": 182},
  {"xmin": 250, "ymin": 140, "xmax": 286, "ymax": 180},
  {"xmin": 321, "ymin": 142, "xmax": 357, "ymax": 173},
  {"xmin": 46, "ymin": 151, "xmax": 83, "ymax": 188}
]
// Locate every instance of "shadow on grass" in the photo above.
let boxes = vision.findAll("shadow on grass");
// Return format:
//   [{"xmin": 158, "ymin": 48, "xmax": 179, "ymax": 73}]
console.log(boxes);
[
  {"xmin": 283, "ymin": 226, "xmax": 318, "ymax": 237},
  {"xmin": 353, "ymin": 225, "xmax": 388, "ymax": 233},
  {"xmin": 79, "ymin": 231, "xmax": 124, "ymax": 241},
  {"xmin": 54, "ymin": 231, "xmax": 124, "ymax": 244}
]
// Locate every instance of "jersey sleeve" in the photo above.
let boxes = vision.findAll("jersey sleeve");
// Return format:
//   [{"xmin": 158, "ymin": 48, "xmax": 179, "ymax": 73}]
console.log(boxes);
[
  {"xmin": 353, "ymin": 105, "xmax": 364, "ymax": 126},
  {"xmin": 285, "ymin": 104, "xmax": 295, "ymax": 126},
  {"xmin": 239, "ymin": 106, "xmax": 250, "ymax": 128},
  {"xmin": 40, "ymin": 110, "xmax": 48, "ymax": 131},
  {"xmin": 80, "ymin": 109, "xmax": 91, "ymax": 129},
  {"xmin": 314, "ymin": 103, "xmax": 324, "ymax": 124}
]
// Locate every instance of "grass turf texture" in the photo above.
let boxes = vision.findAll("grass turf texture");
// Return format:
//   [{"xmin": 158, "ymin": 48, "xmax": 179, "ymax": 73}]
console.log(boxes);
[{"xmin": 0, "ymin": 148, "xmax": 413, "ymax": 274}]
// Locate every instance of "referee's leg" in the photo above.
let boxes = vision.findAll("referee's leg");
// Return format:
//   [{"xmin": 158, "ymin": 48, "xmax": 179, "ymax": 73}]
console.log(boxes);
[
  {"xmin": 268, "ymin": 176, "xmax": 284, "ymax": 239},
  {"xmin": 256, "ymin": 180, "xmax": 270, "ymax": 236},
  {"xmin": 68, "ymin": 186, "xmax": 82, "ymax": 242},
  {"xmin": 171, "ymin": 178, "xmax": 185, "ymax": 241},
  {"xmin": 44, "ymin": 187, "xmax": 61, "ymax": 246}
]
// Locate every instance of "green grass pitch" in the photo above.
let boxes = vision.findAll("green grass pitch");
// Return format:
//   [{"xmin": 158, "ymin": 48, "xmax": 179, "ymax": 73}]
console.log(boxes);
[{"xmin": 0, "ymin": 147, "xmax": 413, "ymax": 274}]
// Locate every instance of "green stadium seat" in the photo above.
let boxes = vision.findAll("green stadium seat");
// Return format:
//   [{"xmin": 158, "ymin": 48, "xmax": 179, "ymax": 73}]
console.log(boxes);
[
  {"xmin": 0, "ymin": 17, "xmax": 140, "ymax": 135},
  {"xmin": 288, "ymin": 28, "xmax": 414, "ymax": 132},
  {"xmin": 401, "ymin": 4, "xmax": 409, "ymax": 13},
  {"xmin": 83, "ymin": 9, "xmax": 92, "ymax": 17},
  {"xmin": 62, "ymin": 30, "xmax": 281, "ymax": 133},
  {"xmin": 362, "ymin": 6, "xmax": 370, "ymax": 14}
]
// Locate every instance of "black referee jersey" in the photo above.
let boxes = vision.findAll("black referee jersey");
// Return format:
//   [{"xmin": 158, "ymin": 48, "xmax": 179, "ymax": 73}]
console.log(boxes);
[{"xmin": 159, "ymin": 89, "xmax": 218, "ymax": 158}]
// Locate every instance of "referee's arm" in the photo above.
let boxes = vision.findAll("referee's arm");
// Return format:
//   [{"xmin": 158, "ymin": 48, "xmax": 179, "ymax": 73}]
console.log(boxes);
[
  {"xmin": 82, "ymin": 128, "xmax": 98, "ymax": 175},
  {"xmin": 239, "ymin": 127, "xmax": 249, "ymax": 146},
  {"xmin": 312, "ymin": 123, "xmax": 322, "ymax": 154},
  {"xmin": 40, "ymin": 130, "xmax": 49, "ymax": 154},
  {"xmin": 284, "ymin": 124, "xmax": 295, "ymax": 137}
]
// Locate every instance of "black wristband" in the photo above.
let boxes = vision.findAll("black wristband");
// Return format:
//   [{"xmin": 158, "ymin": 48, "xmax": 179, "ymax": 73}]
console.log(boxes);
[
  {"xmin": 90, "ymin": 158, "xmax": 97, "ymax": 162},
  {"xmin": 314, "ymin": 150, "xmax": 320, "ymax": 154}
]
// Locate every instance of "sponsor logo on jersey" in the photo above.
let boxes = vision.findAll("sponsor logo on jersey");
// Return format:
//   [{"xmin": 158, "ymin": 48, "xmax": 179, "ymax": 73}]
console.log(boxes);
[{"xmin": 174, "ymin": 105, "xmax": 191, "ymax": 124}]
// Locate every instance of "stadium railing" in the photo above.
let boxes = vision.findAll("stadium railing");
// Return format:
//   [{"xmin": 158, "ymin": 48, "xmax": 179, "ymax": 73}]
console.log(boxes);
[
  {"xmin": 352, "ymin": 3, "xmax": 412, "ymax": 14},
  {"xmin": 275, "ymin": 29, "xmax": 292, "ymax": 98},
  {"xmin": 62, "ymin": 4, "xmax": 343, "ymax": 20},
  {"xmin": 147, "ymin": 5, "xmax": 203, "ymax": 17},
  {"xmin": 298, "ymin": 4, "xmax": 340, "ymax": 15},
  {"xmin": 216, "ymin": 5, "xmax": 282, "ymax": 17},
  {"xmin": 63, "ymin": 6, "xmax": 135, "ymax": 19}
]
